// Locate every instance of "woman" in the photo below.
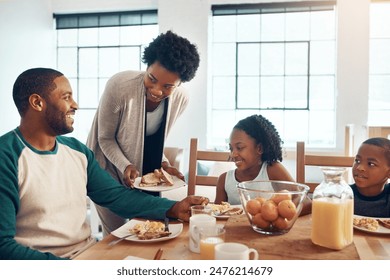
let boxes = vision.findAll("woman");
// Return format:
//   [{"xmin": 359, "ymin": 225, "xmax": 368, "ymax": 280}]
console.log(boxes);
[{"xmin": 87, "ymin": 31, "xmax": 200, "ymax": 235}]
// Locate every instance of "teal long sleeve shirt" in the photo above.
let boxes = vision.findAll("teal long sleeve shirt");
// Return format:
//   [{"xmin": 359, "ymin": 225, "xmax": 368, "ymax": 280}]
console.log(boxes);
[{"xmin": 0, "ymin": 128, "xmax": 176, "ymax": 260}]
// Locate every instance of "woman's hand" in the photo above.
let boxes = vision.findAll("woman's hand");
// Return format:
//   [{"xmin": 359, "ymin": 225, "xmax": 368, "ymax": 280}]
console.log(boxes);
[
  {"xmin": 123, "ymin": 164, "xmax": 139, "ymax": 187},
  {"xmin": 161, "ymin": 162, "xmax": 185, "ymax": 181},
  {"xmin": 166, "ymin": 195, "xmax": 209, "ymax": 222}
]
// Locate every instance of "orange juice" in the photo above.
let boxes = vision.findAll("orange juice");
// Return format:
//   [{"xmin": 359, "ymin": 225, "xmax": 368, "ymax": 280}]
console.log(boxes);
[
  {"xmin": 311, "ymin": 197, "xmax": 354, "ymax": 250},
  {"xmin": 200, "ymin": 237, "xmax": 224, "ymax": 259}
]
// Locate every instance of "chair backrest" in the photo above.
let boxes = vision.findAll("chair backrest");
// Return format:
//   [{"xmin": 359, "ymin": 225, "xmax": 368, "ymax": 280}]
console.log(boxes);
[
  {"xmin": 368, "ymin": 126, "xmax": 390, "ymax": 139},
  {"xmin": 164, "ymin": 146, "xmax": 184, "ymax": 171},
  {"xmin": 296, "ymin": 141, "xmax": 355, "ymax": 193},
  {"xmin": 344, "ymin": 124, "xmax": 354, "ymax": 156},
  {"xmin": 187, "ymin": 138, "xmax": 232, "ymax": 196}
]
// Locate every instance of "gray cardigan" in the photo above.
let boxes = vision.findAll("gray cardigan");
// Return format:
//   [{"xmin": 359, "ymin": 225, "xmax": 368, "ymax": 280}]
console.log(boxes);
[{"xmin": 86, "ymin": 70, "xmax": 189, "ymax": 184}]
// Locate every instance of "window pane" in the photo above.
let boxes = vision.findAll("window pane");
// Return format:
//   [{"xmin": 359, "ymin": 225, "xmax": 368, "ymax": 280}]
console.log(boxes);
[
  {"xmin": 310, "ymin": 41, "xmax": 335, "ymax": 74},
  {"xmin": 120, "ymin": 47, "xmax": 141, "ymax": 71},
  {"xmin": 57, "ymin": 29, "xmax": 77, "ymax": 47},
  {"xmin": 285, "ymin": 110, "xmax": 309, "ymax": 144},
  {"xmin": 99, "ymin": 78, "xmax": 108, "ymax": 100},
  {"xmin": 237, "ymin": 77, "xmax": 259, "ymax": 108},
  {"xmin": 79, "ymin": 28, "xmax": 98, "ymax": 46},
  {"xmin": 369, "ymin": 75, "xmax": 390, "ymax": 110},
  {"xmin": 99, "ymin": 48, "xmax": 119, "ymax": 77},
  {"xmin": 260, "ymin": 77, "xmax": 284, "ymax": 108},
  {"xmin": 57, "ymin": 48, "xmax": 78, "ymax": 77},
  {"xmin": 238, "ymin": 43, "xmax": 260, "ymax": 75},
  {"xmin": 68, "ymin": 109, "xmax": 97, "ymax": 144},
  {"xmin": 212, "ymin": 77, "xmax": 236, "ymax": 110},
  {"xmin": 79, "ymin": 79, "xmax": 99, "ymax": 108},
  {"xmin": 141, "ymin": 25, "xmax": 159, "ymax": 44},
  {"xmin": 261, "ymin": 13, "xmax": 285, "ymax": 42},
  {"xmin": 309, "ymin": 76, "xmax": 335, "ymax": 110},
  {"xmin": 309, "ymin": 110, "xmax": 334, "ymax": 146},
  {"xmin": 370, "ymin": 3, "xmax": 390, "ymax": 38},
  {"xmin": 285, "ymin": 42, "xmax": 308, "ymax": 75},
  {"xmin": 261, "ymin": 43, "xmax": 284, "ymax": 75},
  {"xmin": 99, "ymin": 26, "xmax": 120, "ymax": 46},
  {"xmin": 68, "ymin": 78, "xmax": 78, "ymax": 104},
  {"xmin": 213, "ymin": 15, "xmax": 236, "ymax": 42},
  {"xmin": 79, "ymin": 48, "xmax": 98, "ymax": 78},
  {"xmin": 310, "ymin": 10, "xmax": 335, "ymax": 40},
  {"xmin": 370, "ymin": 39, "xmax": 390, "ymax": 74},
  {"xmin": 212, "ymin": 43, "xmax": 236, "ymax": 75},
  {"xmin": 369, "ymin": 2, "xmax": 390, "ymax": 125},
  {"xmin": 285, "ymin": 76, "xmax": 308, "ymax": 108},
  {"xmin": 285, "ymin": 12, "xmax": 310, "ymax": 41},
  {"xmin": 120, "ymin": 25, "xmax": 142, "ymax": 45},
  {"xmin": 210, "ymin": 110, "xmax": 237, "ymax": 146},
  {"xmin": 237, "ymin": 14, "xmax": 260, "ymax": 42}
]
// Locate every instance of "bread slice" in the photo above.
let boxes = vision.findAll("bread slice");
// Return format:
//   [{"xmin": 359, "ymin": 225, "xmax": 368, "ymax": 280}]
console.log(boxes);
[
  {"xmin": 139, "ymin": 172, "xmax": 161, "ymax": 187},
  {"xmin": 139, "ymin": 168, "xmax": 174, "ymax": 187},
  {"xmin": 159, "ymin": 168, "xmax": 174, "ymax": 186},
  {"xmin": 377, "ymin": 219, "xmax": 390, "ymax": 229}
]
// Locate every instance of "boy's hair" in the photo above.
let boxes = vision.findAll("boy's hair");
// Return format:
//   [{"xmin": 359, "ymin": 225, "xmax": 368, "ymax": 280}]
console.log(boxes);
[
  {"xmin": 234, "ymin": 114, "xmax": 283, "ymax": 164},
  {"xmin": 362, "ymin": 137, "xmax": 390, "ymax": 165},
  {"xmin": 13, "ymin": 68, "xmax": 64, "ymax": 117},
  {"xmin": 142, "ymin": 30, "xmax": 200, "ymax": 82}
]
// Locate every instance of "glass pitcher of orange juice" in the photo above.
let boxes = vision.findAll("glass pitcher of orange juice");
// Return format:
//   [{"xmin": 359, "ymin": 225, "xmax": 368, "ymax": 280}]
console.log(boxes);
[{"xmin": 311, "ymin": 167, "xmax": 354, "ymax": 250}]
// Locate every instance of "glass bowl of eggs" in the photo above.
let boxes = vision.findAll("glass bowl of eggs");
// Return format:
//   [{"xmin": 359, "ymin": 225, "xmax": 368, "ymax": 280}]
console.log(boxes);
[{"xmin": 238, "ymin": 180, "xmax": 309, "ymax": 235}]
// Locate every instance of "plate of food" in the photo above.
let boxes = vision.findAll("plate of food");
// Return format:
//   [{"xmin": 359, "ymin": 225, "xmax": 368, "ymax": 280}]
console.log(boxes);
[
  {"xmin": 209, "ymin": 202, "xmax": 244, "ymax": 219},
  {"xmin": 133, "ymin": 168, "xmax": 187, "ymax": 192},
  {"xmin": 111, "ymin": 219, "xmax": 183, "ymax": 243},
  {"xmin": 353, "ymin": 215, "xmax": 390, "ymax": 234}
]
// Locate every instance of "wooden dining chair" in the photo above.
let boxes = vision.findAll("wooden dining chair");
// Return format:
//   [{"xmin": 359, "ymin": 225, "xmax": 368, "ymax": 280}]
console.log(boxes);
[
  {"xmin": 367, "ymin": 126, "xmax": 390, "ymax": 139},
  {"xmin": 344, "ymin": 124, "xmax": 355, "ymax": 156},
  {"xmin": 164, "ymin": 146, "xmax": 184, "ymax": 171},
  {"xmin": 187, "ymin": 138, "xmax": 232, "ymax": 196},
  {"xmin": 296, "ymin": 141, "xmax": 355, "ymax": 193}
]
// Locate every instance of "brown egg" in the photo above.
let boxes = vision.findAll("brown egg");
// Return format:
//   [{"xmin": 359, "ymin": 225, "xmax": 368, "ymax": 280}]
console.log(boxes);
[
  {"xmin": 246, "ymin": 199, "xmax": 262, "ymax": 216},
  {"xmin": 271, "ymin": 190, "xmax": 292, "ymax": 204},
  {"xmin": 272, "ymin": 216, "xmax": 289, "ymax": 230},
  {"xmin": 261, "ymin": 200, "xmax": 279, "ymax": 221},
  {"xmin": 278, "ymin": 200, "xmax": 297, "ymax": 220},
  {"xmin": 252, "ymin": 213, "xmax": 271, "ymax": 228}
]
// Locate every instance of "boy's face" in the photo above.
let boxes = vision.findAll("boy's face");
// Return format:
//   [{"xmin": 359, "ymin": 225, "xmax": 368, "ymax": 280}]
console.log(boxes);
[{"xmin": 352, "ymin": 143, "xmax": 390, "ymax": 195}]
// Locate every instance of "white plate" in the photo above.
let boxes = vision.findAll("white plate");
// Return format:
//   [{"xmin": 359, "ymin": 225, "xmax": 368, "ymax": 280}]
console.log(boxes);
[
  {"xmin": 210, "ymin": 204, "xmax": 244, "ymax": 220},
  {"xmin": 353, "ymin": 215, "xmax": 390, "ymax": 234},
  {"xmin": 123, "ymin": 255, "xmax": 146, "ymax": 260},
  {"xmin": 111, "ymin": 219, "xmax": 183, "ymax": 243},
  {"xmin": 133, "ymin": 176, "xmax": 187, "ymax": 192}
]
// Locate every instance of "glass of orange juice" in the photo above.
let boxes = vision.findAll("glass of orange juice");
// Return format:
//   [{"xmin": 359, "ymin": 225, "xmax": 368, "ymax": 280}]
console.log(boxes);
[{"xmin": 199, "ymin": 226, "xmax": 225, "ymax": 260}]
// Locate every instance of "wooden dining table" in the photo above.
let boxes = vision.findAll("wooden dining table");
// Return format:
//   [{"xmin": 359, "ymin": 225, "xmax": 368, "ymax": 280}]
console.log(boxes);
[{"xmin": 74, "ymin": 214, "xmax": 390, "ymax": 260}]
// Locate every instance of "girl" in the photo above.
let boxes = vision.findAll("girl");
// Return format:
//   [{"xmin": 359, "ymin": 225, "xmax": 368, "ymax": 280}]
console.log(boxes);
[
  {"xmin": 351, "ymin": 137, "xmax": 390, "ymax": 217},
  {"xmin": 215, "ymin": 114, "xmax": 293, "ymax": 205}
]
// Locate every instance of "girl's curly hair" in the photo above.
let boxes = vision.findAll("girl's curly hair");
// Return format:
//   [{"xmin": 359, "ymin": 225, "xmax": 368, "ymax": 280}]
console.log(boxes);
[
  {"xmin": 234, "ymin": 114, "xmax": 283, "ymax": 165},
  {"xmin": 142, "ymin": 30, "xmax": 200, "ymax": 82}
]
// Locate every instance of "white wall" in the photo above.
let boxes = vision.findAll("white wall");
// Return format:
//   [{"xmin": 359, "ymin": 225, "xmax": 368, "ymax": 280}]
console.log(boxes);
[
  {"xmin": 0, "ymin": 0, "xmax": 55, "ymax": 132},
  {"xmin": 336, "ymin": 0, "xmax": 370, "ymax": 153},
  {"xmin": 0, "ymin": 0, "xmax": 371, "ymax": 166}
]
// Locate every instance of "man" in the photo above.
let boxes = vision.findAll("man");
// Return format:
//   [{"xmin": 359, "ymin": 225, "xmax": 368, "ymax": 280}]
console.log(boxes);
[{"xmin": 0, "ymin": 68, "xmax": 207, "ymax": 260}]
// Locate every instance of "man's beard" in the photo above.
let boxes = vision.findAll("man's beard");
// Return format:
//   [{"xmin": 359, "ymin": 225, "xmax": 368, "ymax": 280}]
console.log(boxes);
[{"xmin": 45, "ymin": 107, "xmax": 73, "ymax": 136}]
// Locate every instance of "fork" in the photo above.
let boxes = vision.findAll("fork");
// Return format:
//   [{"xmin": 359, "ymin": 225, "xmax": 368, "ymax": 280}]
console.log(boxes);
[{"xmin": 108, "ymin": 233, "xmax": 135, "ymax": 246}]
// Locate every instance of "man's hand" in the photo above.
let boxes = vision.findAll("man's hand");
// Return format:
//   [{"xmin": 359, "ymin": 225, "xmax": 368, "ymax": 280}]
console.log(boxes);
[
  {"xmin": 166, "ymin": 195, "xmax": 209, "ymax": 222},
  {"xmin": 123, "ymin": 164, "xmax": 139, "ymax": 188}
]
